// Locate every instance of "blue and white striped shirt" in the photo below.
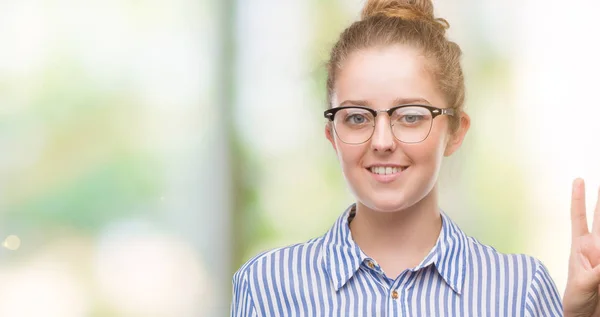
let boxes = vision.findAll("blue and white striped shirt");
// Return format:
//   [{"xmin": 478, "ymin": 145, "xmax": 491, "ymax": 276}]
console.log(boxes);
[{"xmin": 231, "ymin": 204, "xmax": 563, "ymax": 316}]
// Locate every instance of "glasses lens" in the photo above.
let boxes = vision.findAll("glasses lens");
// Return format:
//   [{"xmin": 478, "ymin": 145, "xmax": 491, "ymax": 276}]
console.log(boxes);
[
  {"xmin": 332, "ymin": 108, "xmax": 374, "ymax": 144},
  {"xmin": 391, "ymin": 106, "xmax": 433, "ymax": 143}
]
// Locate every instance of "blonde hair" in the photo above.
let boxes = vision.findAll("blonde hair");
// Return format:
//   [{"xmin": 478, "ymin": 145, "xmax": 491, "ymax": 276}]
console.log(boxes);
[{"xmin": 326, "ymin": 0, "xmax": 464, "ymax": 132}]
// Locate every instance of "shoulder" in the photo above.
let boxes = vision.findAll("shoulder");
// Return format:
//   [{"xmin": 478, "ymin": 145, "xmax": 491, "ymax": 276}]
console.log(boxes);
[
  {"xmin": 464, "ymin": 236, "xmax": 553, "ymax": 286},
  {"xmin": 459, "ymin": 236, "xmax": 562, "ymax": 315},
  {"xmin": 466, "ymin": 235, "xmax": 548, "ymax": 272},
  {"xmin": 463, "ymin": 236, "xmax": 561, "ymax": 302},
  {"xmin": 442, "ymin": 213, "xmax": 546, "ymax": 282},
  {"xmin": 232, "ymin": 236, "xmax": 326, "ymax": 285}
]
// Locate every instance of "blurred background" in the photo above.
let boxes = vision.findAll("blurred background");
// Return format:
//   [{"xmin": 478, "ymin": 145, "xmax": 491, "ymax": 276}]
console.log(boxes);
[{"xmin": 1, "ymin": 0, "xmax": 599, "ymax": 316}]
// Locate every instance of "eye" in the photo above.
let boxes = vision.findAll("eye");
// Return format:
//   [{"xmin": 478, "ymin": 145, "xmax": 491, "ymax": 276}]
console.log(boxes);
[
  {"xmin": 392, "ymin": 106, "xmax": 431, "ymax": 126},
  {"xmin": 346, "ymin": 113, "xmax": 369, "ymax": 125},
  {"xmin": 401, "ymin": 114, "xmax": 424, "ymax": 124}
]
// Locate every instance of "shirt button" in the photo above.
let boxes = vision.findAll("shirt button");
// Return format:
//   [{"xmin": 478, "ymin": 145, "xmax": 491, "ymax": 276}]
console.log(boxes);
[
  {"xmin": 391, "ymin": 290, "xmax": 399, "ymax": 300},
  {"xmin": 367, "ymin": 261, "xmax": 375, "ymax": 269}
]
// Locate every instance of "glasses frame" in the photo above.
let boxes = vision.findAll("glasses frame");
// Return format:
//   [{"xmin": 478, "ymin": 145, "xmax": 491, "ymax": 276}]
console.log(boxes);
[{"xmin": 323, "ymin": 104, "xmax": 455, "ymax": 144}]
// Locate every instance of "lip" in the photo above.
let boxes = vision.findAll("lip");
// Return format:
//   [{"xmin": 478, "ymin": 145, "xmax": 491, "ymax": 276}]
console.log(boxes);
[
  {"xmin": 366, "ymin": 165, "xmax": 409, "ymax": 183},
  {"xmin": 365, "ymin": 164, "xmax": 407, "ymax": 168}
]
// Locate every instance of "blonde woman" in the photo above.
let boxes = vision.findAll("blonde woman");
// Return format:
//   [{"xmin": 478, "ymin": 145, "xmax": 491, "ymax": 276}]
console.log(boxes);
[{"xmin": 231, "ymin": 0, "xmax": 600, "ymax": 315}]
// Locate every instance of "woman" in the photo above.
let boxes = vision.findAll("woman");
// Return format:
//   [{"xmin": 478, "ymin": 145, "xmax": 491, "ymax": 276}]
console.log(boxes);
[{"xmin": 231, "ymin": 0, "xmax": 600, "ymax": 316}]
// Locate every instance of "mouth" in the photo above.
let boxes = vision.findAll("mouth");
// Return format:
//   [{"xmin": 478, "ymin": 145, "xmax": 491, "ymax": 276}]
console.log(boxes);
[
  {"xmin": 367, "ymin": 166, "xmax": 409, "ymax": 175},
  {"xmin": 366, "ymin": 165, "xmax": 409, "ymax": 183}
]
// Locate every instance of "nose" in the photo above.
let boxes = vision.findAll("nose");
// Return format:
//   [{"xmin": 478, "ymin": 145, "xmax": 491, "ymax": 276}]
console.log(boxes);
[{"xmin": 370, "ymin": 115, "xmax": 396, "ymax": 152}]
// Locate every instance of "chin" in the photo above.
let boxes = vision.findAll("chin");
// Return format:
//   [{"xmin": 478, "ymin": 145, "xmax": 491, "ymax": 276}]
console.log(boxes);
[
  {"xmin": 358, "ymin": 194, "xmax": 414, "ymax": 213},
  {"xmin": 346, "ymin": 167, "xmax": 437, "ymax": 213}
]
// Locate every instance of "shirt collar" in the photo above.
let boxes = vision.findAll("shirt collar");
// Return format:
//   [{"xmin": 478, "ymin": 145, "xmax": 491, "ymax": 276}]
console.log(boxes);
[
  {"xmin": 321, "ymin": 203, "xmax": 469, "ymax": 294},
  {"xmin": 321, "ymin": 204, "xmax": 367, "ymax": 291}
]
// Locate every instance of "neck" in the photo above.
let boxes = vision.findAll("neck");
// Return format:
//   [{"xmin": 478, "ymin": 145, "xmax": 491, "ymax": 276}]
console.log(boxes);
[{"xmin": 349, "ymin": 186, "xmax": 442, "ymax": 274}]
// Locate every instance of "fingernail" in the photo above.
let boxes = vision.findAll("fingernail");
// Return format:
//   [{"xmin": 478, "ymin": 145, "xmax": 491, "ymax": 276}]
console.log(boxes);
[{"xmin": 573, "ymin": 178, "xmax": 584, "ymax": 190}]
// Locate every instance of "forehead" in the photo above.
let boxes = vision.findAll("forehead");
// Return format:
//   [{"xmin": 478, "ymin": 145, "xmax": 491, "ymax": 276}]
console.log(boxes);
[{"xmin": 333, "ymin": 44, "xmax": 444, "ymax": 108}]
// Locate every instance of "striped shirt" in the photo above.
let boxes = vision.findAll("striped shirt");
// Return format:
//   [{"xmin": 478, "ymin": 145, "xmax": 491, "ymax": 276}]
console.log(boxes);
[{"xmin": 231, "ymin": 204, "xmax": 563, "ymax": 316}]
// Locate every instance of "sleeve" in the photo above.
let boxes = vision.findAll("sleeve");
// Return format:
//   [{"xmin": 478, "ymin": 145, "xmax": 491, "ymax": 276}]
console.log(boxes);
[
  {"xmin": 524, "ymin": 259, "xmax": 564, "ymax": 317},
  {"xmin": 231, "ymin": 270, "xmax": 258, "ymax": 317}
]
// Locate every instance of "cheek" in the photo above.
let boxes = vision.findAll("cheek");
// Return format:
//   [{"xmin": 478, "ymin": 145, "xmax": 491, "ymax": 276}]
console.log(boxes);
[
  {"xmin": 403, "ymin": 133, "xmax": 447, "ymax": 166},
  {"xmin": 334, "ymin": 141, "xmax": 366, "ymax": 169}
]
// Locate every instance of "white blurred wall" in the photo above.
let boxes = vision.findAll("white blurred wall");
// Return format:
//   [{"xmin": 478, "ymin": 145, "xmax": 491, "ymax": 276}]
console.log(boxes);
[{"xmin": 515, "ymin": 0, "xmax": 600, "ymax": 294}]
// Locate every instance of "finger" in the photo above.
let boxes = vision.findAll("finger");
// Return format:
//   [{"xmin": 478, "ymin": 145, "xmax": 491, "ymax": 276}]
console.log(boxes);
[
  {"xmin": 593, "ymin": 186, "xmax": 600, "ymax": 234},
  {"xmin": 571, "ymin": 178, "xmax": 588, "ymax": 239}
]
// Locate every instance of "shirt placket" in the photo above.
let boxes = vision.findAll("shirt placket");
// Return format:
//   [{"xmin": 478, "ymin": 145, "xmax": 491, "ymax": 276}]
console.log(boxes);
[
  {"xmin": 364, "ymin": 259, "xmax": 415, "ymax": 317},
  {"xmin": 387, "ymin": 271, "xmax": 415, "ymax": 317}
]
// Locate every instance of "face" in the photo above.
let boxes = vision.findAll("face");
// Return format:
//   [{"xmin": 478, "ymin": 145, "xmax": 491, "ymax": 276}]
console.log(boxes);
[{"xmin": 326, "ymin": 44, "xmax": 469, "ymax": 213}]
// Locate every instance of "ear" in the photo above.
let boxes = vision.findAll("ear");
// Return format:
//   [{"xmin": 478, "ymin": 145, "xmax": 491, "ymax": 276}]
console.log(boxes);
[
  {"xmin": 325, "ymin": 123, "xmax": 338, "ymax": 152},
  {"xmin": 444, "ymin": 112, "xmax": 470, "ymax": 157}
]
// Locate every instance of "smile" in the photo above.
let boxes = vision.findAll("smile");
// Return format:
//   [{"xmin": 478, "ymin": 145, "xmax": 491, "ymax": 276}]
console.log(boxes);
[
  {"xmin": 368, "ymin": 166, "xmax": 407, "ymax": 175},
  {"xmin": 366, "ymin": 166, "xmax": 408, "ymax": 183}
]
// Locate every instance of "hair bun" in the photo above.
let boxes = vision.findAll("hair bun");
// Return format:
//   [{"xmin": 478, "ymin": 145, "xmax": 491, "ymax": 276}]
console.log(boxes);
[{"xmin": 361, "ymin": 0, "xmax": 450, "ymax": 33}]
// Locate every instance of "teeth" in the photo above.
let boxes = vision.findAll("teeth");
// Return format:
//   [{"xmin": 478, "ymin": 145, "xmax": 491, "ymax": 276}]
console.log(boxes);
[{"xmin": 369, "ymin": 166, "xmax": 402, "ymax": 175}]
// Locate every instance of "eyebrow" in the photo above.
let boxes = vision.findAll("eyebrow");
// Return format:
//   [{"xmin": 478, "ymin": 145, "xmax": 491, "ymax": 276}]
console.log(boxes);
[{"xmin": 338, "ymin": 97, "xmax": 432, "ymax": 107}]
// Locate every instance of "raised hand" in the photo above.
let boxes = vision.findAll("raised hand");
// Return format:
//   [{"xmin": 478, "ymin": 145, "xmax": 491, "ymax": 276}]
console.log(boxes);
[{"xmin": 564, "ymin": 178, "xmax": 600, "ymax": 317}]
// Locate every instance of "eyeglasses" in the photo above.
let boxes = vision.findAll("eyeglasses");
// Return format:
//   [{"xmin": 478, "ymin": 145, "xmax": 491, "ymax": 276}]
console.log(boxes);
[{"xmin": 323, "ymin": 105, "xmax": 455, "ymax": 144}]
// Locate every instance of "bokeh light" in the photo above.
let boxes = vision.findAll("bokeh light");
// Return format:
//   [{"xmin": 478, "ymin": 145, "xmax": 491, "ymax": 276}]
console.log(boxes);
[{"xmin": 2, "ymin": 235, "xmax": 21, "ymax": 251}]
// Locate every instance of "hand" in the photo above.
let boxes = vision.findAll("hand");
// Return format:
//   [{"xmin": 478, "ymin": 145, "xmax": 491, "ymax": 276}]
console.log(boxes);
[{"xmin": 564, "ymin": 178, "xmax": 600, "ymax": 317}]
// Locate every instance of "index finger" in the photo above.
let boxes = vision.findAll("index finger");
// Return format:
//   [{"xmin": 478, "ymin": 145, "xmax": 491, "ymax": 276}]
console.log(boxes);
[
  {"xmin": 571, "ymin": 178, "xmax": 588, "ymax": 240},
  {"xmin": 591, "ymin": 185, "xmax": 600, "ymax": 234}
]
